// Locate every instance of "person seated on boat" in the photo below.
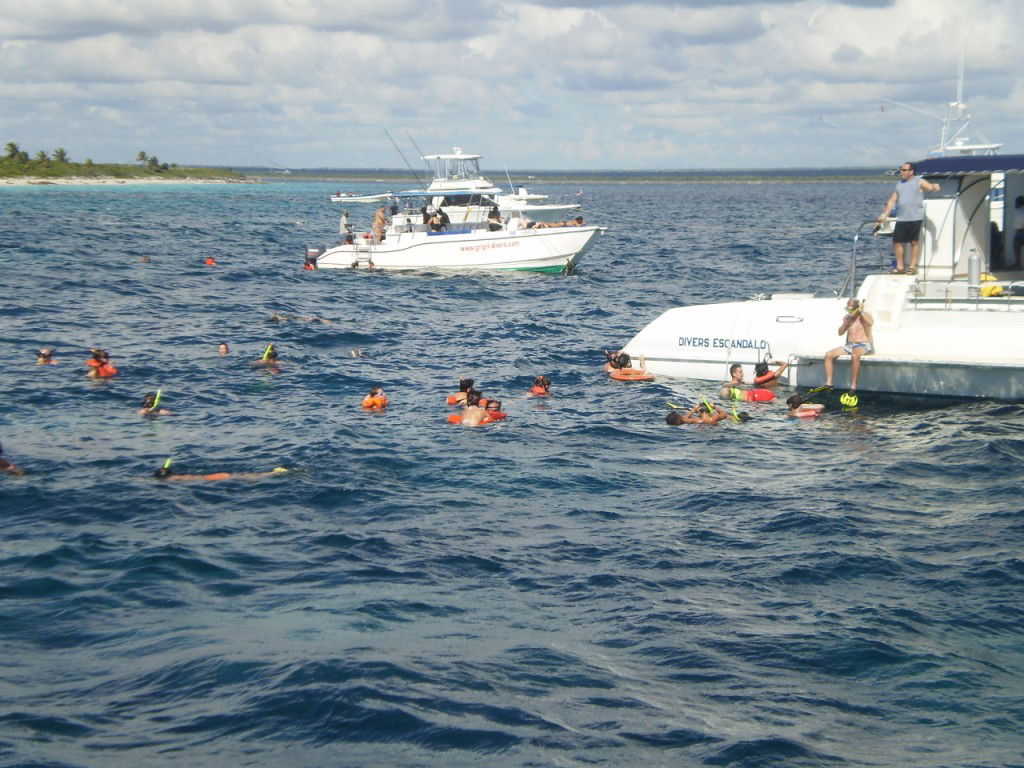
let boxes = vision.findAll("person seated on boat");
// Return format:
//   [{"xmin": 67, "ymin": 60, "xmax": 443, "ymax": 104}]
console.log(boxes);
[
  {"xmin": 85, "ymin": 348, "xmax": 118, "ymax": 378},
  {"xmin": 447, "ymin": 377, "xmax": 475, "ymax": 405},
  {"xmin": 36, "ymin": 347, "xmax": 58, "ymax": 365},
  {"xmin": 786, "ymin": 394, "xmax": 824, "ymax": 418},
  {"xmin": 824, "ymin": 298, "xmax": 873, "ymax": 393},
  {"xmin": 0, "ymin": 442, "xmax": 26, "ymax": 476},
  {"xmin": 603, "ymin": 350, "xmax": 632, "ymax": 372},
  {"xmin": 438, "ymin": 207, "xmax": 450, "ymax": 229},
  {"xmin": 718, "ymin": 363, "xmax": 744, "ymax": 399},
  {"xmin": 667, "ymin": 402, "xmax": 728, "ymax": 425},
  {"xmin": 753, "ymin": 359, "xmax": 789, "ymax": 389},
  {"xmin": 487, "ymin": 206, "xmax": 503, "ymax": 232},
  {"xmin": 138, "ymin": 392, "xmax": 172, "ymax": 417},
  {"xmin": 528, "ymin": 375, "xmax": 551, "ymax": 397},
  {"xmin": 154, "ymin": 464, "xmax": 290, "ymax": 482},
  {"xmin": 429, "ymin": 210, "xmax": 445, "ymax": 232},
  {"xmin": 362, "ymin": 386, "xmax": 389, "ymax": 410}
]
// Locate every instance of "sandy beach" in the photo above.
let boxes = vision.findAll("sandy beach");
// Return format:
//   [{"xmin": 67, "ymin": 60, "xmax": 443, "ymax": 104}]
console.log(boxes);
[{"xmin": 0, "ymin": 176, "xmax": 256, "ymax": 186}]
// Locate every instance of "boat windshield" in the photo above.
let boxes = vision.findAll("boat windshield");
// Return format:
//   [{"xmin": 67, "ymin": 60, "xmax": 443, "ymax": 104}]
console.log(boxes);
[{"xmin": 426, "ymin": 150, "xmax": 482, "ymax": 182}]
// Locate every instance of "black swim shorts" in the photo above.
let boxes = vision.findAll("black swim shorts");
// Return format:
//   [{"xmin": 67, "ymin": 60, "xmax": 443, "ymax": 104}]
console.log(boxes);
[{"xmin": 893, "ymin": 220, "xmax": 923, "ymax": 244}]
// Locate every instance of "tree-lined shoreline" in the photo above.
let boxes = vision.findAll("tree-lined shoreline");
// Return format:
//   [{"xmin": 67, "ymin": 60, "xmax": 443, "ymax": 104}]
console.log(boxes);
[
  {"xmin": 3, "ymin": 141, "xmax": 891, "ymax": 185},
  {"xmin": 1, "ymin": 142, "xmax": 246, "ymax": 182}
]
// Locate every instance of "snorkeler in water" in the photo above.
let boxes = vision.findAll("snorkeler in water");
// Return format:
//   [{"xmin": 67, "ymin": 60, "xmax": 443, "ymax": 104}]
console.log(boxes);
[
  {"xmin": 36, "ymin": 347, "xmax": 58, "ymax": 365},
  {"xmin": 527, "ymin": 375, "xmax": 551, "ymax": 397},
  {"xmin": 154, "ymin": 461, "xmax": 289, "ymax": 482},
  {"xmin": 361, "ymin": 386, "xmax": 389, "ymax": 410},
  {"xmin": 85, "ymin": 348, "xmax": 118, "ymax": 378},
  {"xmin": 446, "ymin": 377, "xmax": 475, "ymax": 405},
  {"xmin": 138, "ymin": 391, "xmax": 172, "ymax": 417},
  {"xmin": 0, "ymin": 442, "xmax": 26, "ymax": 476}
]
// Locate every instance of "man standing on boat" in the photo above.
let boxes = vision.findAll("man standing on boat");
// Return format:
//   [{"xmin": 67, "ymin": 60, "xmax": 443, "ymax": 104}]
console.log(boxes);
[
  {"xmin": 876, "ymin": 161, "xmax": 941, "ymax": 275},
  {"xmin": 372, "ymin": 205, "xmax": 388, "ymax": 245},
  {"xmin": 823, "ymin": 298, "xmax": 873, "ymax": 393}
]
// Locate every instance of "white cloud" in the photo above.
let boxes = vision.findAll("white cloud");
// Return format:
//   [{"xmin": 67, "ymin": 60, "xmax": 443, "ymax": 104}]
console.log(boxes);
[{"xmin": 0, "ymin": 0, "xmax": 1018, "ymax": 168}]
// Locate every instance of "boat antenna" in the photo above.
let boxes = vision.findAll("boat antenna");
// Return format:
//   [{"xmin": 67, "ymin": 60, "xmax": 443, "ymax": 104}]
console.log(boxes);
[
  {"xmin": 384, "ymin": 129, "xmax": 423, "ymax": 186},
  {"xmin": 504, "ymin": 166, "xmax": 515, "ymax": 195}
]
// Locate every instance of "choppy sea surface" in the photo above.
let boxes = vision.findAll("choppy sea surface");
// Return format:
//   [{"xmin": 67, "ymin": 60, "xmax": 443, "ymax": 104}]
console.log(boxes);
[{"xmin": 1, "ymin": 179, "xmax": 1022, "ymax": 768}]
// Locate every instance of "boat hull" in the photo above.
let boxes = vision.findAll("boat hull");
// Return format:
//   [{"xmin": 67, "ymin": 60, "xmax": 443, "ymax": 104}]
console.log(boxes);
[
  {"xmin": 315, "ymin": 226, "xmax": 604, "ymax": 273},
  {"xmin": 622, "ymin": 277, "xmax": 1024, "ymax": 400}
]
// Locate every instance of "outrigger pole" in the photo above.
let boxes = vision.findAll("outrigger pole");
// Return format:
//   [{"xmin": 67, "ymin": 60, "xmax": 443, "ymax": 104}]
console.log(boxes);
[{"xmin": 384, "ymin": 129, "xmax": 424, "ymax": 186}]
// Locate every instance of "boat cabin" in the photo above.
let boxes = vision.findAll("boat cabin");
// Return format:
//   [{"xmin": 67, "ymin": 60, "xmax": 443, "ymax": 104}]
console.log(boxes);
[{"xmin": 912, "ymin": 154, "xmax": 1024, "ymax": 293}]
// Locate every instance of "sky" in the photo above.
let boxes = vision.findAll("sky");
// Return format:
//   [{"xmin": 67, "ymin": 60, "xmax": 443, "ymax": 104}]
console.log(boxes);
[{"xmin": 0, "ymin": 0, "xmax": 1020, "ymax": 170}]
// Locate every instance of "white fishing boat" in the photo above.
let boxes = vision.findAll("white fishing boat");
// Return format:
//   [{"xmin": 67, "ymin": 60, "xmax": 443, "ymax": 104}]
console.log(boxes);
[
  {"xmin": 330, "ymin": 147, "xmax": 580, "ymax": 223},
  {"xmin": 311, "ymin": 188, "xmax": 604, "ymax": 273},
  {"xmin": 618, "ymin": 155, "xmax": 1024, "ymax": 400}
]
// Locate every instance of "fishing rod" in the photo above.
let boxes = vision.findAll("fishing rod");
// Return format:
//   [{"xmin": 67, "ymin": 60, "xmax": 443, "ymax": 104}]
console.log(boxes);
[{"xmin": 384, "ymin": 129, "xmax": 423, "ymax": 186}]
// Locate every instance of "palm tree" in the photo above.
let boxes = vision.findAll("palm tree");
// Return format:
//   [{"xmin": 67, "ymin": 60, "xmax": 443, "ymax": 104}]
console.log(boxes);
[
  {"xmin": 4, "ymin": 142, "xmax": 20, "ymax": 159},
  {"xmin": 53, "ymin": 148, "xmax": 69, "ymax": 163},
  {"xmin": 136, "ymin": 150, "xmax": 147, "ymax": 164},
  {"xmin": 35, "ymin": 150, "xmax": 49, "ymax": 162}
]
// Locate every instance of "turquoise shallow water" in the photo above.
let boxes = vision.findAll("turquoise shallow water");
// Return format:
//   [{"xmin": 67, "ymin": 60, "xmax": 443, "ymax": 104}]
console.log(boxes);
[{"xmin": 0, "ymin": 180, "xmax": 1022, "ymax": 768}]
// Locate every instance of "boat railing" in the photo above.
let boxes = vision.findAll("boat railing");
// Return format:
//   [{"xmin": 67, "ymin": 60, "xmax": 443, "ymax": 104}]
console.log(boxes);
[{"xmin": 841, "ymin": 220, "xmax": 894, "ymax": 297}]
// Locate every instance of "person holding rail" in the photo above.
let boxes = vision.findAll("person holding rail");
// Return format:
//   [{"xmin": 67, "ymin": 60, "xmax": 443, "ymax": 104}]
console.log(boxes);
[{"xmin": 876, "ymin": 161, "xmax": 941, "ymax": 275}]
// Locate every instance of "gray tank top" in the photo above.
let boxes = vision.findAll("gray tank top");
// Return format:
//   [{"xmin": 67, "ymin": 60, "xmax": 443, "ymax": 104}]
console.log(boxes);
[{"xmin": 895, "ymin": 176, "xmax": 925, "ymax": 221}]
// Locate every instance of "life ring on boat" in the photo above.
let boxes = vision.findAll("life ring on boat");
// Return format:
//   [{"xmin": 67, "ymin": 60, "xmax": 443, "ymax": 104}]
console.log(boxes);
[
  {"xmin": 729, "ymin": 387, "xmax": 774, "ymax": 402},
  {"xmin": 609, "ymin": 368, "xmax": 654, "ymax": 382}
]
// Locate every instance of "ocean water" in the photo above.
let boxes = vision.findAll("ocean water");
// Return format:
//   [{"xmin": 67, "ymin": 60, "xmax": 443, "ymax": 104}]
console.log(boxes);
[{"xmin": 1, "ymin": 179, "xmax": 1022, "ymax": 768}]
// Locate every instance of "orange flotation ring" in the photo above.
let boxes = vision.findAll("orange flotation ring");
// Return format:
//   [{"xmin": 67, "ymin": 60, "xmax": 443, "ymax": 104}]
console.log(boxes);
[
  {"xmin": 96, "ymin": 363, "xmax": 118, "ymax": 377},
  {"xmin": 447, "ymin": 412, "xmax": 461, "ymax": 424},
  {"xmin": 609, "ymin": 368, "xmax": 654, "ymax": 382},
  {"xmin": 529, "ymin": 385, "xmax": 549, "ymax": 396},
  {"xmin": 446, "ymin": 393, "xmax": 464, "ymax": 405},
  {"xmin": 743, "ymin": 388, "xmax": 774, "ymax": 402},
  {"xmin": 361, "ymin": 395, "xmax": 388, "ymax": 409}
]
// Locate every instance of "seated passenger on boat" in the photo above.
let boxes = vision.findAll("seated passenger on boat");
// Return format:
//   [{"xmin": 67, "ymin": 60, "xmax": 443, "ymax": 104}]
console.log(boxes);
[{"xmin": 487, "ymin": 206, "xmax": 503, "ymax": 231}]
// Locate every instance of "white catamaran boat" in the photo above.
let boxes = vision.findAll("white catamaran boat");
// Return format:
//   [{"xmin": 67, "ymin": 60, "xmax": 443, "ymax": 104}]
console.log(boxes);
[{"xmin": 618, "ymin": 155, "xmax": 1024, "ymax": 400}]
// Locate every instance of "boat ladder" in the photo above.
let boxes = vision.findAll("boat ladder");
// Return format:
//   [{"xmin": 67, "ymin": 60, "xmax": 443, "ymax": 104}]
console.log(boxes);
[{"xmin": 349, "ymin": 242, "xmax": 375, "ymax": 269}]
